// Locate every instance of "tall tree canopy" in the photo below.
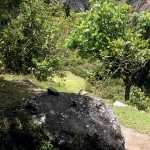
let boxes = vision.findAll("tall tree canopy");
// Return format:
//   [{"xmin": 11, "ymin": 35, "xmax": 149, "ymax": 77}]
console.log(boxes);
[
  {"xmin": 68, "ymin": 0, "xmax": 150, "ymax": 100},
  {"xmin": 0, "ymin": 0, "xmax": 71, "ymax": 80}
]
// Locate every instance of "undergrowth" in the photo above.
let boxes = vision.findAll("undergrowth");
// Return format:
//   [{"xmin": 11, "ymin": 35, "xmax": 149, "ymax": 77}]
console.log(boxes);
[
  {"xmin": 0, "ymin": 105, "xmax": 48, "ymax": 150},
  {"xmin": 86, "ymin": 77, "xmax": 150, "ymax": 112}
]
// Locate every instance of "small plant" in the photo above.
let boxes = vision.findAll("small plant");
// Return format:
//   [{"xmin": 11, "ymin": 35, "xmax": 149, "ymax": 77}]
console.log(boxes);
[
  {"xmin": 31, "ymin": 60, "xmax": 54, "ymax": 81},
  {"xmin": 130, "ymin": 86, "xmax": 150, "ymax": 111},
  {"xmin": 39, "ymin": 140, "xmax": 54, "ymax": 150}
]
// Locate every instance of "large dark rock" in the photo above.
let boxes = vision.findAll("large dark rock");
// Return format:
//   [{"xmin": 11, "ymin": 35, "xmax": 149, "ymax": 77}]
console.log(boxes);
[
  {"xmin": 24, "ymin": 92, "xmax": 125, "ymax": 150},
  {"xmin": 47, "ymin": 87, "xmax": 60, "ymax": 96}
]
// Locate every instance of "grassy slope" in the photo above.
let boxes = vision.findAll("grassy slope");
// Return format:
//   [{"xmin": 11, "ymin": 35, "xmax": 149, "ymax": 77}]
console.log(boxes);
[
  {"xmin": 0, "ymin": 73, "xmax": 149, "ymax": 134},
  {"xmin": 53, "ymin": 71, "xmax": 86, "ymax": 92},
  {"xmin": 113, "ymin": 106, "xmax": 150, "ymax": 134},
  {"xmin": 0, "ymin": 75, "xmax": 34, "ymax": 108}
]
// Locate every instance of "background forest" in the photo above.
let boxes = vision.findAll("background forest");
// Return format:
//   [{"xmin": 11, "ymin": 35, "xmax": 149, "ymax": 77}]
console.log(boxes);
[{"xmin": 0, "ymin": 0, "xmax": 150, "ymax": 149}]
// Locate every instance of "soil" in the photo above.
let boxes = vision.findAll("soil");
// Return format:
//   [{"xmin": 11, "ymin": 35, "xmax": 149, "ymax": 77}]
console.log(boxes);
[{"xmin": 121, "ymin": 126, "xmax": 150, "ymax": 150}]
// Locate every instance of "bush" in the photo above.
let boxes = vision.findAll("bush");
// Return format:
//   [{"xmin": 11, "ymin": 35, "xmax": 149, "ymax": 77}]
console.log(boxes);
[
  {"xmin": 130, "ymin": 87, "xmax": 150, "ymax": 111},
  {"xmin": 0, "ymin": 107, "xmax": 48, "ymax": 150},
  {"xmin": 39, "ymin": 140, "xmax": 55, "ymax": 150},
  {"xmin": 69, "ymin": 67, "xmax": 90, "ymax": 79},
  {"xmin": 31, "ymin": 58, "xmax": 61, "ymax": 81},
  {"xmin": 87, "ymin": 77, "xmax": 125, "ymax": 101},
  {"xmin": 0, "ymin": 0, "xmax": 64, "ymax": 76}
]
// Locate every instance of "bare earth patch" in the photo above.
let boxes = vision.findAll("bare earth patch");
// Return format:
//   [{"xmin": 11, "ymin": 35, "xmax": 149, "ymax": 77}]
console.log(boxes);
[{"xmin": 121, "ymin": 126, "xmax": 150, "ymax": 150}]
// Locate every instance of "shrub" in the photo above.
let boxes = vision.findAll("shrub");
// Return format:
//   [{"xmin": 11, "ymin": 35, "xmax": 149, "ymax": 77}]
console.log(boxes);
[
  {"xmin": 130, "ymin": 87, "xmax": 150, "ymax": 111},
  {"xmin": 0, "ymin": 107, "xmax": 48, "ymax": 150},
  {"xmin": 39, "ymin": 140, "xmax": 55, "ymax": 150}
]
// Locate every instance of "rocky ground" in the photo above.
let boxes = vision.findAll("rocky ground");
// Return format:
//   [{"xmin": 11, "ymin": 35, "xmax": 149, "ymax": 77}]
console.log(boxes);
[{"xmin": 127, "ymin": 0, "xmax": 150, "ymax": 12}]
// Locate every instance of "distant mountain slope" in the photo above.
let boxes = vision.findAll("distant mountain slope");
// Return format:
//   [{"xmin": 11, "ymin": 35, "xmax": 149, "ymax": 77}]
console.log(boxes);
[
  {"xmin": 127, "ymin": 0, "xmax": 150, "ymax": 12},
  {"xmin": 65, "ymin": 0, "xmax": 90, "ymax": 11},
  {"xmin": 47, "ymin": 0, "xmax": 90, "ymax": 12},
  {"xmin": 49, "ymin": 0, "xmax": 150, "ymax": 12},
  {"xmin": 68, "ymin": 0, "xmax": 150, "ymax": 12}
]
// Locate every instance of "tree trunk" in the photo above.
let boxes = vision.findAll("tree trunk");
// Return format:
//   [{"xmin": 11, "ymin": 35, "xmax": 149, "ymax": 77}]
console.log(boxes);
[{"xmin": 125, "ymin": 75, "xmax": 132, "ymax": 101}]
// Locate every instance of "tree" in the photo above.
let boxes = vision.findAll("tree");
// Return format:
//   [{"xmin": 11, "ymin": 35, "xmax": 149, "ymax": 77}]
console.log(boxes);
[
  {"xmin": 0, "ymin": 0, "xmax": 64, "ymax": 78},
  {"xmin": 63, "ymin": 2, "xmax": 71, "ymax": 18},
  {"xmin": 132, "ymin": 11, "xmax": 150, "ymax": 94},
  {"xmin": 0, "ymin": 0, "xmax": 76, "ymax": 80},
  {"xmin": 0, "ymin": 0, "xmax": 24, "ymax": 36},
  {"xmin": 67, "ymin": 0, "xmax": 150, "ymax": 100}
]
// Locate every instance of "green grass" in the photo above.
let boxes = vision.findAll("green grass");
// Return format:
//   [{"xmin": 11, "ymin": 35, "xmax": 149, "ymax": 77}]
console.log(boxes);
[
  {"xmin": 53, "ymin": 71, "xmax": 86, "ymax": 92},
  {"xmin": 0, "ymin": 72, "xmax": 87, "ymax": 113},
  {"xmin": 88, "ymin": 78, "xmax": 125, "ymax": 102},
  {"xmin": 113, "ymin": 106, "xmax": 150, "ymax": 134},
  {"xmin": 0, "ymin": 72, "xmax": 150, "ymax": 135}
]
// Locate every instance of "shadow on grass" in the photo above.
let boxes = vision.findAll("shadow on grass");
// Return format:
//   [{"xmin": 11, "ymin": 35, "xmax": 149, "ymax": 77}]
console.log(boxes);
[
  {"xmin": 0, "ymin": 76, "xmax": 50, "ymax": 150},
  {"xmin": 0, "ymin": 77, "xmax": 45, "ymax": 109}
]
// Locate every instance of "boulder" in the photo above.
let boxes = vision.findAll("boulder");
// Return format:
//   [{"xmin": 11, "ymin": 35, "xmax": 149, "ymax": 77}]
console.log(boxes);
[
  {"xmin": 24, "ymin": 92, "xmax": 125, "ymax": 150},
  {"xmin": 47, "ymin": 87, "xmax": 60, "ymax": 96},
  {"xmin": 113, "ymin": 101, "xmax": 128, "ymax": 107}
]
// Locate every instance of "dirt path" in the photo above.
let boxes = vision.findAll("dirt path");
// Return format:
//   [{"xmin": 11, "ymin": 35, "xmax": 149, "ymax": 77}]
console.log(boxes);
[
  {"xmin": 14, "ymin": 80, "xmax": 46, "ymax": 93},
  {"xmin": 121, "ymin": 126, "xmax": 150, "ymax": 150}
]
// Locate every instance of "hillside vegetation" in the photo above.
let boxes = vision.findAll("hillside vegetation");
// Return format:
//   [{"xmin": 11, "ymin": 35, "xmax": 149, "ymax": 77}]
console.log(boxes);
[
  {"xmin": 0, "ymin": 0, "xmax": 149, "ymax": 112},
  {"xmin": 0, "ymin": 0, "xmax": 150, "ymax": 149}
]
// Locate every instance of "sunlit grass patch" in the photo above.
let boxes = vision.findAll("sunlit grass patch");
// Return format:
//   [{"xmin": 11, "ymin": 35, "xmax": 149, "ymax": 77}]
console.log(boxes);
[
  {"xmin": 53, "ymin": 71, "xmax": 86, "ymax": 93},
  {"xmin": 0, "ymin": 71, "xmax": 87, "ymax": 95},
  {"xmin": 0, "ymin": 77, "xmax": 34, "ymax": 108},
  {"xmin": 113, "ymin": 106, "xmax": 150, "ymax": 134}
]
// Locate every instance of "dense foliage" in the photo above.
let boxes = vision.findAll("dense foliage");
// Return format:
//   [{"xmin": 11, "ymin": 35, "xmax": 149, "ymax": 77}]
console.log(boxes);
[
  {"xmin": 0, "ymin": 106, "xmax": 47, "ymax": 150},
  {"xmin": 68, "ymin": 0, "xmax": 150, "ymax": 100},
  {"xmin": 0, "ymin": 0, "xmax": 150, "ymax": 149},
  {"xmin": 0, "ymin": 0, "xmax": 73, "ymax": 80},
  {"xmin": 0, "ymin": 0, "xmax": 149, "ymax": 106}
]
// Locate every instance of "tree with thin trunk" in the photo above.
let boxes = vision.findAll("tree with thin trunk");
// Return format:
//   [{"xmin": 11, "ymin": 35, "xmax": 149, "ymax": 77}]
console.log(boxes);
[{"xmin": 67, "ymin": 0, "xmax": 150, "ymax": 100}]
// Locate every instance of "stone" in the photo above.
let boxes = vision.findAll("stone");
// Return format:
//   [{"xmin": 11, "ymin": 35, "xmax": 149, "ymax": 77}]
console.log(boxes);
[
  {"xmin": 47, "ymin": 87, "xmax": 60, "ymax": 96},
  {"xmin": 80, "ymin": 90, "xmax": 88, "ymax": 95},
  {"xmin": 113, "ymin": 101, "xmax": 128, "ymax": 107},
  {"xmin": 70, "ymin": 101, "xmax": 77, "ymax": 108},
  {"xmin": 127, "ymin": 0, "xmax": 150, "ymax": 12},
  {"xmin": 24, "ymin": 93, "xmax": 125, "ymax": 150},
  {"xmin": 76, "ymin": 89, "xmax": 88, "ymax": 95}
]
